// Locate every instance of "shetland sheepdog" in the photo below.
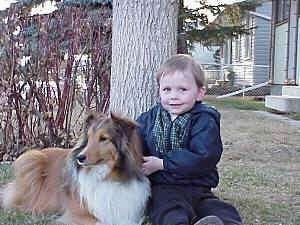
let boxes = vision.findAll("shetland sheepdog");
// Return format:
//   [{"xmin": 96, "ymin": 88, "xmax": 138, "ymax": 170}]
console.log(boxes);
[{"xmin": 1, "ymin": 113, "xmax": 151, "ymax": 225}]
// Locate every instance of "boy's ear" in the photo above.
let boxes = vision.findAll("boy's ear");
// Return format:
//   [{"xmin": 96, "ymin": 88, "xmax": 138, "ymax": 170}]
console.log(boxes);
[{"xmin": 196, "ymin": 87, "xmax": 206, "ymax": 101}]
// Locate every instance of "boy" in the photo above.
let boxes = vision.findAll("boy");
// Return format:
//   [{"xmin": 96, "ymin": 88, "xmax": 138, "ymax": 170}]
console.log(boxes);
[{"xmin": 137, "ymin": 54, "xmax": 243, "ymax": 225}]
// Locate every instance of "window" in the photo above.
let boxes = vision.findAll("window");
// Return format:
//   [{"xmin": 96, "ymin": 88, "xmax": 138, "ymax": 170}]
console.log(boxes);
[
  {"xmin": 276, "ymin": 0, "xmax": 290, "ymax": 23},
  {"xmin": 244, "ymin": 15, "xmax": 253, "ymax": 59},
  {"xmin": 234, "ymin": 36, "xmax": 241, "ymax": 61}
]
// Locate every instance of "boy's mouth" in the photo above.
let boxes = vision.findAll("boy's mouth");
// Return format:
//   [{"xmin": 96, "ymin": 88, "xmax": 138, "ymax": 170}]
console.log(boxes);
[{"xmin": 169, "ymin": 103, "xmax": 183, "ymax": 107}]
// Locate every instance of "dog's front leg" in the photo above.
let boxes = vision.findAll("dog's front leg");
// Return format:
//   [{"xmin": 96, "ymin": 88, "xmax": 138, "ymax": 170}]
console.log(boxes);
[
  {"xmin": 59, "ymin": 196, "xmax": 99, "ymax": 225},
  {"xmin": 57, "ymin": 209, "xmax": 99, "ymax": 225},
  {"xmin": 71, "ymin": 214, "xmax": 99, "ymax": 225}
]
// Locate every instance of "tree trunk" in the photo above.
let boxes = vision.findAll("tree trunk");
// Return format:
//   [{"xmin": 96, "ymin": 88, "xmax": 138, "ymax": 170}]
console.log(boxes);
[{"xmin": 110, "ymin": 0, "xmax": 178, "ymax": 119}]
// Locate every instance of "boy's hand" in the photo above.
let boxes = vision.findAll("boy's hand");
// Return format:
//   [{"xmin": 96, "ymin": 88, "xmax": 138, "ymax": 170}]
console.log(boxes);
[{"xmin": 142, "ymin": 156, "xmax": 163, "ymax": 175}]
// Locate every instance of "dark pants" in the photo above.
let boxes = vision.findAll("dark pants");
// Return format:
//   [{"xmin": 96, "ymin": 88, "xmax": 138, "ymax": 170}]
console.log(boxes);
[{"xmin": 147, "ymin": 185, "xmax": 243, "ymax": 225}]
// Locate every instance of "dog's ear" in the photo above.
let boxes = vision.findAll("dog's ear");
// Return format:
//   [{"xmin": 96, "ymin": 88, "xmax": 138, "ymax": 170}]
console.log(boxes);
[
  {"xmin": 110, "ymin": 112, "xmax": 138, "ymax": 135},
  {"xmin": 85, "ymin": 111, "xmax": 106, "ymax": 130},
  {"xmin": 110, "ymin": 112, "xmax": 144, "ymax": 179}
]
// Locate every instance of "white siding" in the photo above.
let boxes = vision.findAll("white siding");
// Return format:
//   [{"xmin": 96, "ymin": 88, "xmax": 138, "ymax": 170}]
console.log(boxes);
[
  {"xmin": 297, "ymin": 17, "xmax": 300, "ymax": 85},
  {"xmin": 231, "ymin": 16, "xmax": 255, "ymax": 85},
  {"xmin": 251, "ymin": 1, "xmax": 272, "ymax": 85},
  {"xmin": 253, "ymin": 16, "xmax": 271, "ymax": 84},
  {"xmin": 255, "ymin": 1, "xmax": 272, "ymax": 18},
  {"xmin": 220, "ymin": 1, "xmax": 272, "ymax": 86},
  {"xmin": 229, "ymin": 1, "xmax": 271, "ymax": 86}
]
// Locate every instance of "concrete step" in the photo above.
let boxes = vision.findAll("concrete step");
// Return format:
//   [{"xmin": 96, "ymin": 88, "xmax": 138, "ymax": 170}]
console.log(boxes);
[
  {"xmin": 265, "ymin": 95, "xmax": 300, "ymax": 112},
  {"xmin": 282, "ymin": 86, "xmax": 300, "ymax": 97}
]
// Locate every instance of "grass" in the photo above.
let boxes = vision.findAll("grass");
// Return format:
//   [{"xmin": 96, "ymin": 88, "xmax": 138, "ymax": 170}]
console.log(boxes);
[
  {"xmin": 0, "ymin": 97, "xmax": 299, "ymax": 224},
  {"xmin": 204, "ymin": 96, "xmax": 300, "ymax": 120},
  {"xmin": 1, "ymin": 163, "xmax": 298, "ymax": 225},
  {"xmin": 0, "ymin": 164, "xmax": 14, "ymax": 183},
  {"xmin": 204, "ymin": 96, "xmax": 267, "ymax": 111},
  {"xmin": 216, "ymin": 165, "xmax": 299, "ymax": 225},
  {"xmin": 228, "ymin": 197, "xmax": 294, "ymax": 225},
  {"xmin": 204, "ymin": 97, "xmax": 300, "ymax": 225},
  {"xmin": 0, "ymin": 210, "xmax": 52, "ymax": 225}
]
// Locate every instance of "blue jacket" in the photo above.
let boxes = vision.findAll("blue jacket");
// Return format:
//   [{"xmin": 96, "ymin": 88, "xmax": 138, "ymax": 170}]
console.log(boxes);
[{"xmin": 136, "ymin": 102, "xmax": 223, "ymax": 188}]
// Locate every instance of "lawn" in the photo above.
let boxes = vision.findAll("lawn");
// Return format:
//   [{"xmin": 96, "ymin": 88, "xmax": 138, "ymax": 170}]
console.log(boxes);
[
  {"xmin": 0, "ymin": 97, "xmax": 299, "ymax": 225},
  {"xmin": 205, "ymin": 96, "xmax": 300, "ymax": 120}
]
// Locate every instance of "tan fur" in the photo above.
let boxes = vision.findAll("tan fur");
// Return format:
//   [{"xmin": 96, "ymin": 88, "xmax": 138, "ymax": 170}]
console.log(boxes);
[
  {"xmin": 1, "ymin": 113, "xmax": 150, "ymax": 225},
  {"xmin": 3, "ymin": 149, "xmax": 70, "ymax": 214}
]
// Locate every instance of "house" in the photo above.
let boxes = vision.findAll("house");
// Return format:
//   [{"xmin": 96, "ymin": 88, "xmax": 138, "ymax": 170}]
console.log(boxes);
[
  {"xmin": 220, "ymin": 0, "xmax": 272, "ymax": 86},
  {"xmin": 191, "ymin": 43, "xmax": 222, "ymax": 84},
  {"xmin": 265, "ymin": 0, "xmax": 300, "ymax": 112}
]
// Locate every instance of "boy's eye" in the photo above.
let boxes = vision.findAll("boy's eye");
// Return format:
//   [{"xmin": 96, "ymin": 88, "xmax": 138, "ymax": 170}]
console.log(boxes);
[
  {"xmin": 179, "ymin": 88, "xmax": 187, "ymax": 91},
  {"xmin": 162, "ymin": 87, "xmax": 171, "ymax": 92}
]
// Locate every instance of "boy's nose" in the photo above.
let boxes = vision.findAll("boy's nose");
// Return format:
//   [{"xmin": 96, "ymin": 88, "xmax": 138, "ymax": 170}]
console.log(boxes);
[{"xmin": 169, "ymin": 91, "xmax": 179, "ymax": 99}]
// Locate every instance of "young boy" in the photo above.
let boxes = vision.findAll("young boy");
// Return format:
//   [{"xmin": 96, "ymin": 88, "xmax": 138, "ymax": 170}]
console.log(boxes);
[{"xmin": 137, "ymin": 54, "xmax": 243, "ymax": 225}]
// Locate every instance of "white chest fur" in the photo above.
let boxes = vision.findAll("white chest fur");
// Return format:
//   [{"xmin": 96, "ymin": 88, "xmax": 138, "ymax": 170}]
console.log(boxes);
[{"xmin": 77, "ymin": 165, "xmax": 150, "ymax": 225}]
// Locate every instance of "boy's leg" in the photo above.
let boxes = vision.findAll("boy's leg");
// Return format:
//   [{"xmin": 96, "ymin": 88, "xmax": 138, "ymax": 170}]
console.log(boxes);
[
  {"xmin": 195, "ymin": 198, "xmax": 243, "ymax": 225},
  {"xmin": 147, "ymin": 185, "xmax": 196, "ymax": 225}
]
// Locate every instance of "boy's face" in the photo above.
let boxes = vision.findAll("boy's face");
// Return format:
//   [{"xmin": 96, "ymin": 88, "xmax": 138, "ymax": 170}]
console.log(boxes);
[{"xmin": 159, "ymin": 70, "xmax": 205, "ymax": 117}]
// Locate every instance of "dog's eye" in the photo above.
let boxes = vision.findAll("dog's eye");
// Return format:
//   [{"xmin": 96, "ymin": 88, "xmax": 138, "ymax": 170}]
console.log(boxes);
[{"xmin": 99, "ymin": 136, "xmax": 108, "ymax": 142}]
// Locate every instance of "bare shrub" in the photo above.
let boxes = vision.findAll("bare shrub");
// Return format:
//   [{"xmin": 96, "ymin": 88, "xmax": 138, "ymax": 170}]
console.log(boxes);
[{"xmin": 0, "ymin": 2, "xmax": 112, "ymax": 160}]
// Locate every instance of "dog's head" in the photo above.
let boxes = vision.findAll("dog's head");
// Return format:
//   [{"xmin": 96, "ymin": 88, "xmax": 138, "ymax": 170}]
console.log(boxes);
[{"xmin": 71, "ymin": 112, "xmax": 144, "ymax": 181}]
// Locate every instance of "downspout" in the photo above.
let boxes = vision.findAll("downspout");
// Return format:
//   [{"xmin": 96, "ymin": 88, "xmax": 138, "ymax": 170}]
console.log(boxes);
[
  {"xmin": 269, "ymin": 0, "xmax": 276, "ymax": 83},
  {"xmin": 294, "ymin": 0, "xmax": 299, "ymax": 85},
  {"xmin": 285, "ymin": 0, "xmax": 291, "ymax": 83},
  {"xmin": 287, "ymin": 0, "xmax": 299, "ymax": 84},
  {"xmin": 230, "ymin": 39, "xmax": 232, "ymax": 65}
]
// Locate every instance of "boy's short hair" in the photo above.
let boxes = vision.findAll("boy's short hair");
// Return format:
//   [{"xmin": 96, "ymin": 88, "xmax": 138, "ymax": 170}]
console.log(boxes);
[{"xmin": 156, "ymin": 54, "xmax": 205, "ymax": 88}]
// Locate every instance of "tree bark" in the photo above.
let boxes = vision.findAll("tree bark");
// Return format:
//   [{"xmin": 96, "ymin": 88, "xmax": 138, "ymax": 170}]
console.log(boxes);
[{"xmin": 110, "ymin": 0, "xmax": 178, "ymax": 119}]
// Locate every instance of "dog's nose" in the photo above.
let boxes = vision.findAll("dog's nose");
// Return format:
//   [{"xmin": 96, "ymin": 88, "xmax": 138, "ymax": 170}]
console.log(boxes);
[{"xmin": 76, "ymin": 154, "xmax": 86, "ymax": 164}]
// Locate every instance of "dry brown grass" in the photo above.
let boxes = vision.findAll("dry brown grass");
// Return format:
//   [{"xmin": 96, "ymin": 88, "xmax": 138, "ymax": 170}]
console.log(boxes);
[
  {"xmin": 216, "ymin": 107, "xmax": 300, "ymax": 225},
  {"xmin": 0, "ymin": 100, "xmax": 299, "ymax": 225}
]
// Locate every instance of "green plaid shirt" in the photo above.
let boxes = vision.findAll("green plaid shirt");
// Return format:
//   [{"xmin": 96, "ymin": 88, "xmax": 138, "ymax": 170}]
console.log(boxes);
[{"xmin": 152, "ymin": 106, "xmax": 191, "ymax": 153}]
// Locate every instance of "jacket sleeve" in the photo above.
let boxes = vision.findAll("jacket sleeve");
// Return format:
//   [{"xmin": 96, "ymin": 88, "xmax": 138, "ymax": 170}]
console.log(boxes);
[{"xmin": 162, "ymin": 113, "xmax": 223, "ymax": 178}]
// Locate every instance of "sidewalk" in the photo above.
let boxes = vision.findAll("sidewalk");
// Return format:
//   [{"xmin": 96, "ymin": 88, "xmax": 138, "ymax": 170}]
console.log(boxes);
[{"xmin": 254, "ymin": 111, "xmax": 300, "ymax": 127}]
